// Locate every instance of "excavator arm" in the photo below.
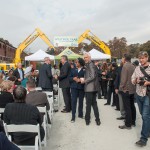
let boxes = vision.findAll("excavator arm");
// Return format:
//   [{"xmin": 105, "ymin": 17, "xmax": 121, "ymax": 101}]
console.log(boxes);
[
  {"xmin": 78, "ymin": 30, "xmax": 111, "ymax": 55},
  {"xmin": 14, "ymin": 28, "xmax": 54, "ymax": 64}
]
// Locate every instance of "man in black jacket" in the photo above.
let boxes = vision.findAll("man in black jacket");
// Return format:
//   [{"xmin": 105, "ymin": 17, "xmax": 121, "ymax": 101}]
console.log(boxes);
[
  {"xmin": 13, "ymin": 63, "xmax": 24, "ymax": 85},
  {"xmin": 39, "ymin": 57, "xmax": 53, "ymax": 91},
  {"xmin": 55, "ymin": 55, "xmax": 71, "ymax": 113}
]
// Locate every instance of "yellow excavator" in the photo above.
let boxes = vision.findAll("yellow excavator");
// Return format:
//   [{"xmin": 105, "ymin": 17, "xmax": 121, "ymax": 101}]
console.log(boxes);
[
  {"xmin": 14, "ymin": 28, "xmax": 54, "ymax": 64},
  {"xmin": 78, "ymin": 30, "xmax": 111, "ymax": 55}
]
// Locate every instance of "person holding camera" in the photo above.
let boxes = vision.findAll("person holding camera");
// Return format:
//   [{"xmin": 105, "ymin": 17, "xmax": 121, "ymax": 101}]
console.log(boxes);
[{"xmin": 132, "ymin": 51, "xmax": 150, "ymax": 147}]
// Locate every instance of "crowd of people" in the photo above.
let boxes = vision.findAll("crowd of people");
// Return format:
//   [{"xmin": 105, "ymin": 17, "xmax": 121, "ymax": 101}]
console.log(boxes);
[{"xmin": 0, "ymin": 51, "xmax": 150, "ymax": 148}]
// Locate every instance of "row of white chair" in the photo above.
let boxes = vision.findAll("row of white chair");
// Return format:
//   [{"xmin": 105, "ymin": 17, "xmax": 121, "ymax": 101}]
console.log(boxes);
[{"xmin": 0, "ymin": 85, "xmax": 60, "ymax": 150}]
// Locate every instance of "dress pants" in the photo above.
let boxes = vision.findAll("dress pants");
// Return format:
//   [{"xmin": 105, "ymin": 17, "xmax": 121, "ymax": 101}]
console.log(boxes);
[
  {"xmin": 101, "ymin": 79, "xmax": 108, "ymax": 99},
  {"xmin": 107, "ymin": 86, "xmax": 115, "ymax": 105},
  {"xmin": 118, "ymin": 93, "xmax": 126, "ymax": 117},
  {"xmin": 85, "ymin": 92, "xmax": 100, "ymax": 122},
  {"xmin": 100, "ymin": 81, "xmax": 103, "ymax": 96},
  {"xmin": 114, "ymin": 93, "xmax": 120, "ymax": 110},
  {"xmin": 97, "ymin": 82, "xmax": 102, "ymax": 99},
  {"xmin": 121, "ymin": 91, "xmax": 136, "ymax": 127},
  {"xmin": 71, "ymin": 88, "xmax": 84, "ymax": 119},
  {"xmin": 62, "ymin": 88, "xmax": 71, "ymax": 112}
]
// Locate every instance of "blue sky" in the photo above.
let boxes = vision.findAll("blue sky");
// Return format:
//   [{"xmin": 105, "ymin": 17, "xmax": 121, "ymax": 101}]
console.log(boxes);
[{"xmin": 0, "ymin": 0, "xmax": 150, "ymax": 53}]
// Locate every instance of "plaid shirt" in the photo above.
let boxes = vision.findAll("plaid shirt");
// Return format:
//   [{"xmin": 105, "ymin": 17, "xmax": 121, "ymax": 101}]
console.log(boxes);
[{"xmin": 131, "ymin": 64, "xmax": 150, "ymax": 96}]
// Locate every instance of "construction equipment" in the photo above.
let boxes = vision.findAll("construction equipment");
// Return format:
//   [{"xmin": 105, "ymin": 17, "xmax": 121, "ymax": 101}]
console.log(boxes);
[
  {"xmin": 14, "ymin": 28, "xmax": 54, "ymax": 64},
  {"xmin": 78, "ymin": 30, "xmax": 111, "ymax": 55},
  {"xmin": 0, "ymin": 63, "xmax": 15, "ymax": 73}
]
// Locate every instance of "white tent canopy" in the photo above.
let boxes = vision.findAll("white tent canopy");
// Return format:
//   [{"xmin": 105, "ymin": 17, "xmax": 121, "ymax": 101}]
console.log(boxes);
[
  {"xmin": 25, "ymin": 49, "xmax": 55, "ymax": 61},
  {"xmin": 89, "ymin": 49, "xmax": 111, "ymax": 60}
]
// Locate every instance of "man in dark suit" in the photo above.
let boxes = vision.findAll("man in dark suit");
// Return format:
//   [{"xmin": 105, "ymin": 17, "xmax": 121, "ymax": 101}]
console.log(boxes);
[
  {"xmin": 55, "ymin": 55, "xmax": 71, "ymax": 113},
  {"xmin": 38, "ymin": 57, "xmax": 53, "ymax": 91},
  {"xmin": 81, "ymin": 53, "xmax": 100, "ymax": 126},
  {"xmin": 13, "ymin": 63, "xmax": 24, "ymax": 85}
]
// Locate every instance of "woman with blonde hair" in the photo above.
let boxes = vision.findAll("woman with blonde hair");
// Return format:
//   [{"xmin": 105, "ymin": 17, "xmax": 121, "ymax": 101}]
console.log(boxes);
[{"xmin": 0, "ymin": 80, "xmax": 14, "ymax": 120}]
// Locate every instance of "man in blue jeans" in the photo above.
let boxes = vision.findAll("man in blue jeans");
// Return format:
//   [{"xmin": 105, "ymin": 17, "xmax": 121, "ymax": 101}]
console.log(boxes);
[{"xmin": 132, "ymin": 51, "xmax": 150, "ymax": 147}]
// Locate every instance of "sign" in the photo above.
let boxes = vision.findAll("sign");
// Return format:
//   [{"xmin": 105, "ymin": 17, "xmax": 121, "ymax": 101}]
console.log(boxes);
[{"xmin": 54, "ymin": 36, "xmax": 78, "ymax": 47}]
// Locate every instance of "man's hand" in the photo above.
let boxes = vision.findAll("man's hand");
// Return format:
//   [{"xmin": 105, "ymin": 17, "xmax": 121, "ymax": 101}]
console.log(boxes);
[
  {"xmin": 144, "ymin": 81, "xmax": 150, "ymax": 86},
  {"xmin": 76, "ymin": 78, "xmax": 81, "ymax": 83},
  {"xmin": 18, "ymin": 79, "xmax": 21, "ymax": 82},
  {"xmin": 102, "ymin": 72, "xmax": 106, "ymax": 75},
  {"xmin": 136, "ymin": 77, "xmax": 141, "ymax": 84},
  {"xmin": 80, "ymin": 78, "xmax": 85, "ymax": 84},
  {"xmin": 73, "ymin": 77, "xmax": 78, "ymax": 82},
  {"xmin": 54, "ymin": 75, "xmax": 58, "ymax": 79},
  {"xmin": 115, "ymin": 89, "xmax": 119, "ymax": 94}
]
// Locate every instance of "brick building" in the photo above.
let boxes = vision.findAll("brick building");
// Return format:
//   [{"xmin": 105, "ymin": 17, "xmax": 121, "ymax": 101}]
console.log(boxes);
[{"xmin": 0, "ymin": 39, "xmax": 27, "ymax": 63}]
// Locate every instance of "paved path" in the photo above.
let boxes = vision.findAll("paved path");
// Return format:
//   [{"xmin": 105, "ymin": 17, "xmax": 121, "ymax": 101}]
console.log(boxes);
[{"xmin": 45, "ymin": 98, "xmax": 150, "ymax": 150}]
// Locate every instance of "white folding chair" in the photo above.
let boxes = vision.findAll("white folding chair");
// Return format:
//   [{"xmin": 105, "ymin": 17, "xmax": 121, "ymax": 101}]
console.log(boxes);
[
  {"xmin": 0, "ymin": 108, "xmax": 5, "ymax": 120},
  {"xmin": 43, "ymin": 91, "xmax": 54, "ymax": 121},
  {"xmin": 4, "ymin": 123, "xmax": 41, "ymax": 150},
  {"xmin": 37, "ymin": 106, "xmax": 47, "ymax": 147}
]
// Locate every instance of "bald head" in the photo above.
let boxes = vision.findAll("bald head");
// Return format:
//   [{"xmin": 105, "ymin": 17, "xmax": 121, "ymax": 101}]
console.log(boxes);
[{"xmin": 84, "ymin": 52, "xmax": 91, "ymax": 63}]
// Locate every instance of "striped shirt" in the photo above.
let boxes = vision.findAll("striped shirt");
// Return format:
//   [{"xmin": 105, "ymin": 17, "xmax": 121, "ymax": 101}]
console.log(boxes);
[{"xmin": 131, "ymin": 64, "xmax": 150, "ymax": 96}]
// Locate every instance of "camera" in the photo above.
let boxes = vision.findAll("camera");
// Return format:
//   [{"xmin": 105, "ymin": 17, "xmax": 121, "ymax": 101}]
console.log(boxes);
[{"xmin": 138, "ymin": 77, "xmax": 147, "ymax": 86}]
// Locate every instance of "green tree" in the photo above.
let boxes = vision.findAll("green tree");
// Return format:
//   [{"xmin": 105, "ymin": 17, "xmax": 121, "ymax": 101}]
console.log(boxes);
[
  {"xmin": 107, "ymin": 37, "xmax": 128, "ymax": 58},
  {"xmin": 139, "ymin": 41, "xmax": 150, "ymax": 55},
  {"xmin": 127, "ymin": 43, "xmax": 140, "ymax": 57}
]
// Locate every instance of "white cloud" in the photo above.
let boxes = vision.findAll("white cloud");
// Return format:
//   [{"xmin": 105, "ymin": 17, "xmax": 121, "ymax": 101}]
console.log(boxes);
[{"xmin": 0, "ymin": 0, "xmax": 150, "ymax": 52}]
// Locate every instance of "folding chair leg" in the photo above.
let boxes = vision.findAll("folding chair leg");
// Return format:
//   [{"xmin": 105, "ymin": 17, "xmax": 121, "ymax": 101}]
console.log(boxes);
[{"xmin": 35, "ymin": 136, "xmax": 39, "ymax": 150}]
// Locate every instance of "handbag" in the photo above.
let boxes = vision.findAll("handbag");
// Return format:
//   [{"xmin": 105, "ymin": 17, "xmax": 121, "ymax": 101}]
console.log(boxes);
[{"xmin": 140, "ymin": 66, "xmax": 150, "ymax": 94}]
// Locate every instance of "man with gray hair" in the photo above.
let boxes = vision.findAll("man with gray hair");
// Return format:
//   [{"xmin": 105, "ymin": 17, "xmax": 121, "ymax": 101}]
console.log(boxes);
[
  {"xmin": 39, "ymin": 57, "xmax": 53, "ymax": 91},
  {"xmin": 81, "ymin": 52, "xmax": 100, "ymax": 125}
]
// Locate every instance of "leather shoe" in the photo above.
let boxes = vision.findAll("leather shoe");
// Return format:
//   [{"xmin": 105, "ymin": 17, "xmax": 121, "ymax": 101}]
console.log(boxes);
[
  {"xmin": 78, "ymin": 116, "xmax": 85, "ymax": 119},
  {"xmin": 119, "ymin": 125, "xmax": 131, "ymax": 129},
  {"xmin": 61, "ymin": 110, "xmax": 70, "ymax": 113},
  {"xmin": 116, "ymin": 116, "xmax": 125, "ymax": 120},
  {"xmin": 85, "ymin": 121, "xmax": 90, "ymax": 126},
  {"xmin": 104, "ymin": 103, "xmax": 110, "ymax": 105},
  {"xmin": 95, "ymin": 120, "xmax": 101, "ymax": 126},
  {"xmin": 132, "ymin": 123, "xmax": 136, "ymax": 127},
  {"xmin": 71, "ymin": 119, "xmax": 75, "ymax": 123},
  {"xmin": 135, "ymin": 140, "xmax": 146, "ymax": 147}
]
